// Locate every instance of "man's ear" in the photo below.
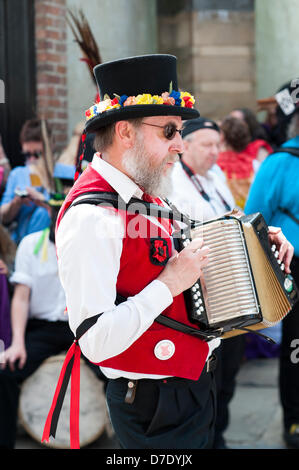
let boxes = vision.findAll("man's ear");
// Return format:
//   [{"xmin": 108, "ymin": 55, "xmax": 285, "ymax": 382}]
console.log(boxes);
[{"xmin": 115, "ymin": 120, "xmax": 136, "ymax": 149}]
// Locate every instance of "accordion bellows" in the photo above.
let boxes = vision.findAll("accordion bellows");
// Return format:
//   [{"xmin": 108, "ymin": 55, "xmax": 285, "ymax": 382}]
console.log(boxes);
[{"xmin": 184, "ymin": 213, "xmax": 298, "ymax": 339}]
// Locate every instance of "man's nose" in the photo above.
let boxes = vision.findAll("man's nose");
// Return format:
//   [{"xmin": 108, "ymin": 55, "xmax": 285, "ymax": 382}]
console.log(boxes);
[{"xmin": 169, "ymin": 132, "xmax": 184, "ymax": 154}]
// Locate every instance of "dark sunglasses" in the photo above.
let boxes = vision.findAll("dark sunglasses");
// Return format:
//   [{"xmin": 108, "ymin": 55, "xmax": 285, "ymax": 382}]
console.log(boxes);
[
  {"xmin": 141, "ymin": 122, "xmax": 183, "ymax": 140},
  {"xmin": 22, "ymin": 151, "xmax": 43, "ymax": 159}
]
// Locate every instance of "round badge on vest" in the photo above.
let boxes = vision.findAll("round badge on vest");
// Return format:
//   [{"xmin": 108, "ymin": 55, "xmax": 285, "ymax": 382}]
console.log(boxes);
[{"xmin": 154, "ymin": 340, "xmax": 175, "ymax": 360}]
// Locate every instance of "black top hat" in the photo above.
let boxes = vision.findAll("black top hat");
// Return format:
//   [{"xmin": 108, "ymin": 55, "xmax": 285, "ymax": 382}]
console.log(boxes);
[{"xmin": 84, "ymin": 54, "xmax": 199, "ymax": 133}]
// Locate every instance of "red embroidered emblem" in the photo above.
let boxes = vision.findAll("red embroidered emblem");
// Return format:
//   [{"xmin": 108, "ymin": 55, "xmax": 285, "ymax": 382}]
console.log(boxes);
[{"xmin": 150, "ymin": 238, "xmax": 169, "ymax": 266}]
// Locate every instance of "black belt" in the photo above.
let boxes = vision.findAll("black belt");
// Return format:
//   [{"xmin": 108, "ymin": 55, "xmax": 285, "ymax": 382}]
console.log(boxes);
[{"xmin": 111, "ymin": 353, "xmax": 217, "ymax": 404}]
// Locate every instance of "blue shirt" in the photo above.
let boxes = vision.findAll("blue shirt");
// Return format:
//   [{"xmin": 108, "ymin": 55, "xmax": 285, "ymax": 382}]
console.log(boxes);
[
  {"xmin": 0, "ymin": 165, "xmax": 51, "ymax": 244},
  {"xmin": 245, "ymin": 136, "xmax": 299, "ymax": 256}
]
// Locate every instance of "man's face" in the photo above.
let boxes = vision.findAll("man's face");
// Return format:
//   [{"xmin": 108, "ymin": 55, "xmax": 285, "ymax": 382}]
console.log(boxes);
[
  {"xmin": 123, "ymin": 115, "xmax": 184, "ymax": 197},
  {"xmin": 183, "ymin": 128, "xmax": 220, "ymax": 176},
  {"xmin": 22, "ymin": 140, "xmax": 43, "ymax": 165}
]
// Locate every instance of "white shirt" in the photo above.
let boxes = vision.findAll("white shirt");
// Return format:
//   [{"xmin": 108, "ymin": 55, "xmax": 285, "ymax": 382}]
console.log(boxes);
[
  {"xmin": 56, "ymin": 154, "xmax": 219, "ymax": 380},
  {"xmin": 168, "ymin": 161, "xmax": 235, "ymax": 223},
  {"xmin": 10, "ymin": 230, "xmax": 67, "ymax": 322}
]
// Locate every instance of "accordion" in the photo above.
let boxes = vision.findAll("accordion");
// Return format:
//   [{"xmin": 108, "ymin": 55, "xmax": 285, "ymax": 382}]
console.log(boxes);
[{"xmin": 179, "ymin": 212, "xmax": 299, "ymax": 339}]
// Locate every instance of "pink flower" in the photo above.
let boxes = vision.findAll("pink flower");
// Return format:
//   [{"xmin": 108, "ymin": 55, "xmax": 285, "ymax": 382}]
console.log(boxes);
[{"xmin": 123, "ymin": 96, "xmax": 137, "ymax": 106}]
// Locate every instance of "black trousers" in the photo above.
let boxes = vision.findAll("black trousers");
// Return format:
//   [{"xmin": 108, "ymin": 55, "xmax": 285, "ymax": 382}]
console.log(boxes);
[
  {"xmin": 279, "ymin": 255, "xmax": 299, "ymax": 429},
  {"xmin": 213, "ymin": 335, "xmax": 245, "ymax": 447},
  {"xmin": 106, "ymin": 364, "xmax": 216, "ymax": 449},
  {"xmin": 0, "ymin": 319, "xmax": 105, "ymax": 448}
]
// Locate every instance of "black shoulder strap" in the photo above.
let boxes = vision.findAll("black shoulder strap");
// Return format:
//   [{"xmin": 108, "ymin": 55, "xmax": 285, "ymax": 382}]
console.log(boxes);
[
  {"xmin": 65, "ymin": 191, "xmax": 191, "ymax": 226},
  {"xmin": 270, "ymin": 147, "xmax": 299, "ymax": 158},
  {"xmin": 278, "ymin": 207, "xmax": 299, "ymax": 226}
]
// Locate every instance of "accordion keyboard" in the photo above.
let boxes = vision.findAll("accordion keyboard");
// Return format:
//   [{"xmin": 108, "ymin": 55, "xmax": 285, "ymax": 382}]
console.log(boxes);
[{"xmin": 192, "ymin": 218, "xmax": 260, "ymax": 326}]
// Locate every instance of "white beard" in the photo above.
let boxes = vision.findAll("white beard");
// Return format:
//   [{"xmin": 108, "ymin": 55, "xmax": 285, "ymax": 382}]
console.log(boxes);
[{"xmin": 122, "ymin": 131, "xmax": 178, "ymax": 198}]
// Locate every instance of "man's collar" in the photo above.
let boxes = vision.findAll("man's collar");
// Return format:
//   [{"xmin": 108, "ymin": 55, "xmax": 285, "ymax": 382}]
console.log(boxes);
[{"xmin": 91, "ymin": 153, "xmax": 143, "ymax": 203}]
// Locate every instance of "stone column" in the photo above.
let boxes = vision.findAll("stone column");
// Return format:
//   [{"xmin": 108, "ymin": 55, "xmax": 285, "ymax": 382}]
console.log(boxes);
[
  {"xmin": 255, "ymin": 0, "xmax": 299, "ymax": 100},
  {"xmin": 158, "ymin": 0, "xmax": 255, "ymax": 120}
]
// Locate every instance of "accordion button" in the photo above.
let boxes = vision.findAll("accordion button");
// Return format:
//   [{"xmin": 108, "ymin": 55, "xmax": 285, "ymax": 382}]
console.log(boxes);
[
  {"xmin": 195, "ymin": 283, "xmax": 199, "ymax": 289},
  {"xmin": 274, "ymin": 251, "xmax": 279, "ymax": 258},
  {"xmin": 195, "ymin": 302, "xmax": 199, "ymax": 307},
  {"xmin": 154, "ymin": 340, "xmax": 175, "ymax": 360},
  {"xmin": 271, "ymin": 244, "xmax": 276, "ymax": 252},
  {"xmin": 191, "ymin": 286, "xmax": 197, "ymax": 292},
  {"xmin": 193, "ymin": 294, "xmax": 198, "ymax": 300},
  {"xmin": 281, "ymin": 263, "xmax": 285, "ymax": 271},
  {"xmin": 277, "ymin": 259, "xmax": 282, "ymax": 265}
]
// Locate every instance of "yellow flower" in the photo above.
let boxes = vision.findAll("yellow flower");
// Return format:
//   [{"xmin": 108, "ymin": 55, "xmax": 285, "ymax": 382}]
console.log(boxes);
[
  {"xmin": 135, "ymin": 94, "xmax": 153, "ymax": 105},
  {"xmin": 106, "ymin": 103, "xmax": 121, "ymax": 111},
  {"xmin": 152, "ymin": 95, "xmax": 164, "ymax": 105}
]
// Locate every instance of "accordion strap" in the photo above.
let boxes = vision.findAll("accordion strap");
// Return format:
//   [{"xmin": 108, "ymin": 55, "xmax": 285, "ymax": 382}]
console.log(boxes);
[
  {"xmin": 65, "ymin": 191, "xmax": 191, "ymax": 227},
  {"xmin": 155, "ymin": 314, "xmax": 220, "ymax": 340}
]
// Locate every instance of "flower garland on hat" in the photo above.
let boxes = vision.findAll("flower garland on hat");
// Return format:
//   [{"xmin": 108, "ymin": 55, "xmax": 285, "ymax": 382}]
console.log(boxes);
[{"xmin": 85, "ymin": 83, "xmax": 195, "ymax": 122}]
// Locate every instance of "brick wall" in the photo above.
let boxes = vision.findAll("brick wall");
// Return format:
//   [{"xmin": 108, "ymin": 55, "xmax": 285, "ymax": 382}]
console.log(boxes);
[{"xmin": 35, "ymin": 0, "xmax": 68, "ymax": 156}]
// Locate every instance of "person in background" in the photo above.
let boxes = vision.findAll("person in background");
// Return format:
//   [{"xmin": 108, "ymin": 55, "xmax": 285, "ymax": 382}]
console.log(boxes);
[
  {"xmin": 0, "ymin": 223, "xmax": 16, "ymax": 350},
  {"xmin": 217, "ymin": 116, "xmax": 256, "ymax": 211},
  {"xmin": 168, "ymin": 117, "xmax": 235, "ymax": 222},
  {"xmin": 0, "ymin": 119, "xmax": 51, "ymax": 244},
  {"xmin": 229, "ymin": 107, "xmax": 273, "ymax": 165},
  {"xmin": 245, "ymin": 79, "xmax": 299, "ymax": 449},
  {"xmin": 0, "ymin": 134, "xmax": 11, "ymax": 199}
]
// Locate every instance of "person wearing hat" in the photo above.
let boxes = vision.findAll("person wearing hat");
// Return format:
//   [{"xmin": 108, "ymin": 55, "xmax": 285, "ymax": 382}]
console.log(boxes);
[
  {"xmin": 42, "ymin": 55, "xmax": 294, "ymax": 450},
  {"xmin": 168, "ymin": 117, "xmax": 235, "ymax": 222},
  {"xmin": 245, "ymin": 79, "xmax": 299, "ymax": 448}
]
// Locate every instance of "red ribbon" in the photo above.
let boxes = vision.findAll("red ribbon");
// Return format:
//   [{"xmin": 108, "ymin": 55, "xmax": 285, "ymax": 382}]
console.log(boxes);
[{"xmin": 41, "ymin": 341, "xmax": 82, "ymax": 449}]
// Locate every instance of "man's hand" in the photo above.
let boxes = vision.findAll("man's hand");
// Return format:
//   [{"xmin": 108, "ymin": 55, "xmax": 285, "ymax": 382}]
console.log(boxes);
[
  {"xmin": 0, "ymin": 342, "xmax": 27, "ymax": 371},
  {"xmin": 157, "ymin": 238, "xmax": 209, "ymax": 297},
  {"xmin": 268, "ymin": 226, "xmax": 294, "ymax": 274}
]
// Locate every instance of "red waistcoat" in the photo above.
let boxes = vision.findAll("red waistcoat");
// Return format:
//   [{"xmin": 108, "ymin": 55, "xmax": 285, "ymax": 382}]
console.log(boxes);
[{"xmin": 57, "ymin": 163, "xmax": 209, "ymax": 381}]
